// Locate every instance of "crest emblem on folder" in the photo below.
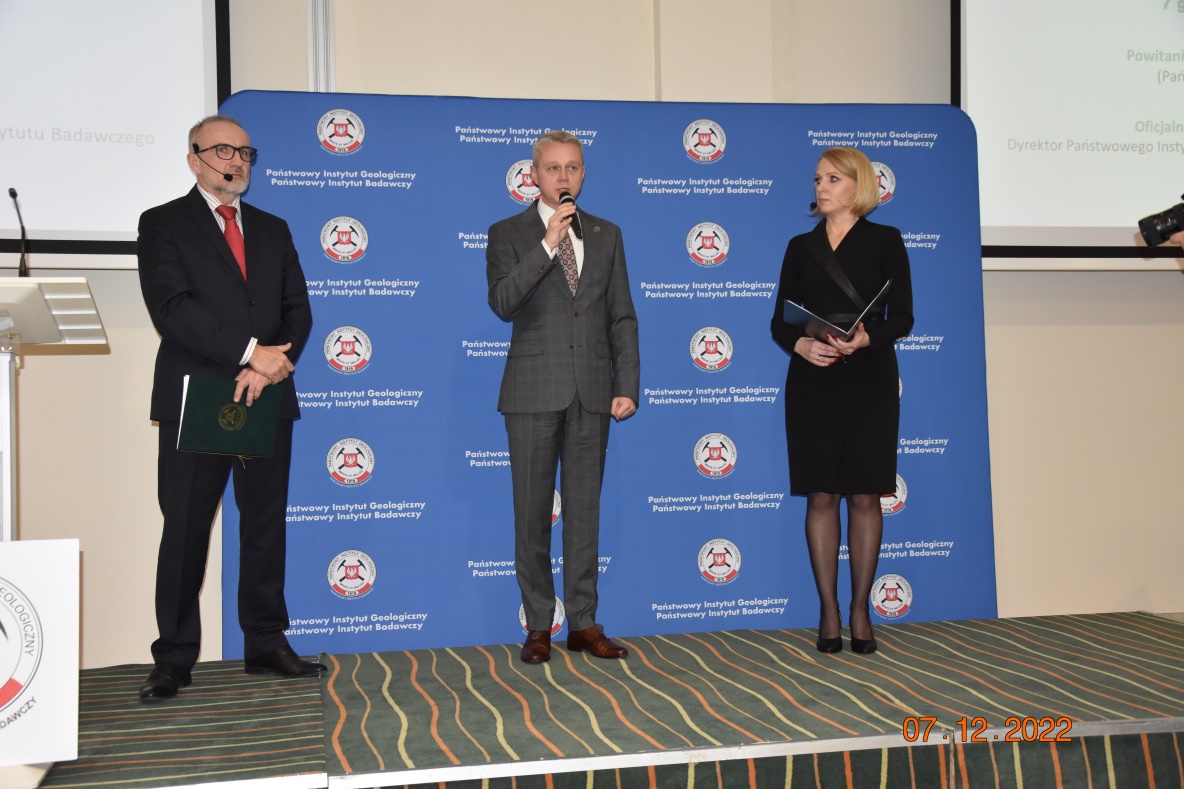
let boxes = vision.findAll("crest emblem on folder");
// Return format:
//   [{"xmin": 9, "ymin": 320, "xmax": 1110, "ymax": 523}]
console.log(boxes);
[{"xmin": 218, "ymin": 403, "xmax": 247, "ymax": 431}]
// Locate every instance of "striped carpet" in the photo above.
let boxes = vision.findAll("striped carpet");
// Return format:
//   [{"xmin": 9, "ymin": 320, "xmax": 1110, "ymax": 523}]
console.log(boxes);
[
  {"xmin": 33, "ymin": 613, "xmax": 1184, "ymax": 788},
  {"xmin": 323, "ymin": 612, "xmax": 1184, "ymax": 787},
  {"xmin": 384, "ymin": 734, "xmax": 1184, "ymax": 788},
  {"xmin": 40, "ymin": 661, "xmax": 327, "ymax": 788}
]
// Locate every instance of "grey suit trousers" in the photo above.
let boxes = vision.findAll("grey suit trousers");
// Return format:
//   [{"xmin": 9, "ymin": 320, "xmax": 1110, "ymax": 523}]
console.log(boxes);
[
  {"xmin": 488, "ymin": 204, "xmax": 639, "ymax": 634},
  {"xmin": 505, "ymin": 391, "xmax": 610, "ymax": 631}
]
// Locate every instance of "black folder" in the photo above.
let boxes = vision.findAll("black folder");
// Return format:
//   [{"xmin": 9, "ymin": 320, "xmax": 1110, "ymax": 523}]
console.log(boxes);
[{"xmin": 177, "ymin": 374, "xmax": 281, "ymax": 458}]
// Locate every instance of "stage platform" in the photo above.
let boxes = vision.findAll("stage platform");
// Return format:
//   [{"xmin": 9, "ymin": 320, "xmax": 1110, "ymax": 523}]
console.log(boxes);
[{"xmin": 39, "ymin": 612, "xmax": 1184, "ymax": 789}]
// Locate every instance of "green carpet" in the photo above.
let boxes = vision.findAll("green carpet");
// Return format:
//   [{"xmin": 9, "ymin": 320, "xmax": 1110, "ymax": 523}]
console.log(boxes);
[
  {"xmin": 35, "ymin": 613, "xmax": 1184, "ymax": 788},
  {"xmin": 388, "ymin": 733, "xmax": 1184, "ymax": 789},
  {"xmin": 322, "ymin": 612, "xmax": 1184, "ymax": 786},
  {"xmin": 41, "ymin": 661, "xmax": 326, "ymax": 788}
]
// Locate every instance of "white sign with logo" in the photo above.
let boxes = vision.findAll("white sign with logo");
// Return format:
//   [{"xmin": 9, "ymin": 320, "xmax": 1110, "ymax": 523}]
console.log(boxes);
[{"xmin": 0, "ymin": 539, "xmax": 79, "ymax": 782}]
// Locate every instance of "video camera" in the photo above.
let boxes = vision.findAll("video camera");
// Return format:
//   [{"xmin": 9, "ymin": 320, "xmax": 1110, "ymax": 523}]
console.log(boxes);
[{"xmin": 1138, "ymin": 195, "xmax": 1184, "ymax": 246}]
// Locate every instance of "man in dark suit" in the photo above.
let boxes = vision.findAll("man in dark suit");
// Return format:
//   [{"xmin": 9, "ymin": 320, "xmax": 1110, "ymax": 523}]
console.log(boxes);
[
  {"xmin": 136, "ymin": 115, "xmax": 323, "ymax": 702},
  {"xmin": 487, "ymin": 130, "xmax": 640, "ymax": 664}
]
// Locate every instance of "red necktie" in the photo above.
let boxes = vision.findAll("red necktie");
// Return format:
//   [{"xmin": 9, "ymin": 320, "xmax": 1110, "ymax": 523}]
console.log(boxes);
[{"xmin": 215, "ymin": 204, "xmax": 247, "ymax": 280}]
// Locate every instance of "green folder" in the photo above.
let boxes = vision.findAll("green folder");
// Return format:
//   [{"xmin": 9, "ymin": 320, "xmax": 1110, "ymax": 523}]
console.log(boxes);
[{"xmin": 177, "ymin": 374, "xmax": 281, "ymax": 458}]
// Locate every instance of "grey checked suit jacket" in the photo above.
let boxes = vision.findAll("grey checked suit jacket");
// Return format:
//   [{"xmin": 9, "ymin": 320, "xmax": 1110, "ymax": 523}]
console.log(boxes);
[{"xmin": 487, "ymin": 204, "xmax": 640, "ymax": 414}]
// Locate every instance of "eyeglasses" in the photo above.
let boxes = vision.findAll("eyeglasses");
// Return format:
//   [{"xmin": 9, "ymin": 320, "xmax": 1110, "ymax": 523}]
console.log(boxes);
[{"xmin": 192, "ymin": 143, "xmax": 259, "ymax": 164}]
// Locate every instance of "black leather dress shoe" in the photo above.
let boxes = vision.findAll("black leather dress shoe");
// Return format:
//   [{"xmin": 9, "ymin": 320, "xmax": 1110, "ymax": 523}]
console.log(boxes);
[
  {"xmin": 521, "ymin": 630, "xmax": 552, "ymax": 663},
  {"xmin": 139, "ymin": 662, "xmax": 192, "ymax": 703},
  {"xmin": 244, "ymin": 645, "xmax": 328, "ymax": 676}
]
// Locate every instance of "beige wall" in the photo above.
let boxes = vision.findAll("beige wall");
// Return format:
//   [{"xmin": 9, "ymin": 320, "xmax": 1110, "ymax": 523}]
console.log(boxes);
[
  {"xmin": 15, "ymin": 0, "xmax": 1181, "ymax": 669},
  {"xmin": 336, "ymin": 0, "xmax": 658, "ymax": 101},
  {"xmin": 14, "ymin": 270, "xmax": 221, "ymax": 668},
  {"xmin": 984, "ymin": 271, "xmax": 1184, "ymax": 616},
  {"xmin": 229, "ymin": 0, "xmax": 308, "ymax": 93}
]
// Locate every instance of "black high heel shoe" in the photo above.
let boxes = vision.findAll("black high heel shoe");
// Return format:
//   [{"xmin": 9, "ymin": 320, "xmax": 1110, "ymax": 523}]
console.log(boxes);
[
  {"xmin": 850, "ymin": 629, "xmax": 877, "ymax": 654},
  {"xmin": 816, "ymin": 608, "xmax": 843, "ymax": 653},
  {"xmin": 848, "ymin": 606, "xmax": 877, "ymax": 654}
]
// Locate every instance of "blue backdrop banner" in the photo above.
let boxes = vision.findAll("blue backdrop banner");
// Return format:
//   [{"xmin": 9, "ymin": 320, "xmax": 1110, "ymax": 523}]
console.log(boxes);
[{"xmin": 217, "ymin": 91, "xmax": 995, "ymax": 657}]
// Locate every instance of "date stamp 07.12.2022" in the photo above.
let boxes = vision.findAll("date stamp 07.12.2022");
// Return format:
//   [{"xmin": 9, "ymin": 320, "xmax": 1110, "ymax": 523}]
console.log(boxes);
[{"xmin": 901, "ymin": 716, "xmax": 1074, "ymax": 744}]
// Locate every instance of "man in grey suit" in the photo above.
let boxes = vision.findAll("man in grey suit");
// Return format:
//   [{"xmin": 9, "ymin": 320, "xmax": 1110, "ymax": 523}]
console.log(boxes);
[{"xmin": 487, "ymin": 130, "xmax": 640, "ymax": 664}]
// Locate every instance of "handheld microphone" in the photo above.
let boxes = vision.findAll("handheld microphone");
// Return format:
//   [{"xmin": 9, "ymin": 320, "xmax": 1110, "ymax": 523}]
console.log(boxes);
[
  {"xmin": 559, "ymin": 191, "xmax": 583, "ymax": 240},
  {"xmin": 192, "ymin": 144, "xmax": 235, "ymax": 181},
  {"xmin": 8, "ymin": 188, "xmax": 28, "ymax": 278}
]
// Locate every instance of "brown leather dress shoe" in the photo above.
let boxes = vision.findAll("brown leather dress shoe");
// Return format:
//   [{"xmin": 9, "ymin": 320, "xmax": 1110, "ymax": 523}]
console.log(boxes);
[
  {"xmin": 521, "ymin": 629, "xmax": 552, "ymax": 663},
  {"xmin": 566, "ymin": 625, "xmax": 628, "ymax": 658}
]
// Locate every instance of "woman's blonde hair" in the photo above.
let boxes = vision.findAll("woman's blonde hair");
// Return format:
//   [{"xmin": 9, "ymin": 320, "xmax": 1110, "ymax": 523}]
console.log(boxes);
[{"xmin": 814, "ymin": 147, "xmax": 880, "ymax": 217}]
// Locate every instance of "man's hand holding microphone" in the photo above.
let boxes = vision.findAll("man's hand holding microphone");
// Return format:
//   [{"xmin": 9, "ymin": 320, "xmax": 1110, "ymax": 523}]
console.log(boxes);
[{"xmin": 545, "ymin": 191, "xmax": 583, "ymax": 250}]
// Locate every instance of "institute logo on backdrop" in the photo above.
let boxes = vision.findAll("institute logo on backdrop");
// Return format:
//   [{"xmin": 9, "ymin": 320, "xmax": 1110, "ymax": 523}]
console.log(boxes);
[
  {"xmin": 505, "ymin": 159, "xmax": 540, "ymax": 204},
  {"xmin": 690, "ymin": 327, "xmax": 733, "ymax": 372},
  {"xmin": 870, "ymin": 161, "xmax": 896, "ymax": 205},
  {"xmin": 686, "ymin": 222, "xmax": 730, "ymax": 266},
  {"xmin": 519, "ymin": 597, "xmax": 566, "ymax": 636},
  {"xmin": 320, "ymin": 217, "xmax": 369, "ymax": 262},
  {"xmin": 328, "ymin": 549, "xmax": 376, "ymax": 598},
  {"xmin": 0, "ymin": 577, "xmax": 42, "ymax": 713},
  {"xmin": 881, "ymin": 474, "xmax": 908, "ymax": 515},
  {"xmin": 683, "ymin": 119, "xmax": 726, "ymax": 163},
  {"xmin": 318, "ymin": 109, "xmax": 365, "ymax": 154},
  {"xmin": 694, "ymin": 432, "xmax": 737, "ymax": 478},
  {"xmin": 327, "ymin": 438, "xmax": 375, "ymax": 486},
  {"xmin": 870, "ymin": 573, "xmax": 913, "ymax": 619},
  {"xmin": 324, "ymin": 326, "xmax": 373, "ymax": 373},
  {"xmin": 698, "ymin": 539, "xmax": 741, "ymax": 584},
  {"xmin": 552, "ymin": 489, "xmax": 562, "ymax": 525}
]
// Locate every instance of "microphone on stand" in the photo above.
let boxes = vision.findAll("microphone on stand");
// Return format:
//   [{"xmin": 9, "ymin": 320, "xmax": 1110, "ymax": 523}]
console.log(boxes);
[
  {"xmin": 559, "ymin": 191, "xmax": 583, "ymax": 240},
  {"xmin": 8, "ymin": 188, "xmax": 29, "ymax": 278}
]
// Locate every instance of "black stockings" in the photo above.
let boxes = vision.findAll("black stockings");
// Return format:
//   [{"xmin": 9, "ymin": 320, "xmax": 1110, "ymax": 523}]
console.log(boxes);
[
  {"xmin": 804, "ymin": 493, "xmax": 842, "ymax": 638},
  {"xmin": 804, "ymin": 492, "xmax": 882, "ymax": 640}
]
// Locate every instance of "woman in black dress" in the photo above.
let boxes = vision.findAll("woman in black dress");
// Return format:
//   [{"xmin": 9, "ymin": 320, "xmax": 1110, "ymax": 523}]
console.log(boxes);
[{"xmin": 770, "ymin": 148, "xmax": 913, "ymax": 654}]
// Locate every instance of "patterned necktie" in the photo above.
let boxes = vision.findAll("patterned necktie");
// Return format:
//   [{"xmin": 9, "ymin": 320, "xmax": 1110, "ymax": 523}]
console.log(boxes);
[
  {"xmin": 215, "ymin": 204, "xmax": 247, "ymax": 280},
  {"xmin": 556, "ymin": 231, "xmax": 578, "ymax": 296}
]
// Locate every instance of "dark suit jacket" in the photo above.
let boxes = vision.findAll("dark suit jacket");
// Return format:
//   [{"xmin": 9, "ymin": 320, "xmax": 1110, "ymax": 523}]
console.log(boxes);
[
  {"xmin": 138, "ymin": 186, "xmax": 312, "ymax": 421},
  {"xmin": 487, "ymin": 204, "xmax": 640, "ymax": 414}
]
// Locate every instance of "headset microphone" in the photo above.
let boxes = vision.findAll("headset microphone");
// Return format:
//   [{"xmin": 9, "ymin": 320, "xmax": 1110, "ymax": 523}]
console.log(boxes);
[
  {"xmin": 191, "ymin": 143, "xmax": 236, "ymax": 182},
  {"xmin": 809, "ymin": 201, "xmax": 818, "ymax": 211}
]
